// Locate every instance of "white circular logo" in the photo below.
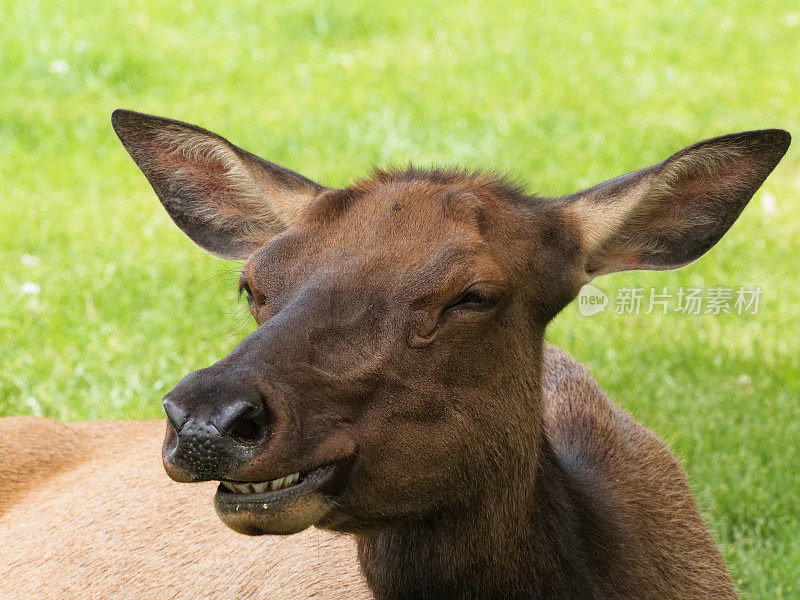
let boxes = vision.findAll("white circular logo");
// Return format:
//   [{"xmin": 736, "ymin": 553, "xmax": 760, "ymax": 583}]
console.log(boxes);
[{"xmin": 577, "ymin": 284, "xmax": 608, "ymax": 317}]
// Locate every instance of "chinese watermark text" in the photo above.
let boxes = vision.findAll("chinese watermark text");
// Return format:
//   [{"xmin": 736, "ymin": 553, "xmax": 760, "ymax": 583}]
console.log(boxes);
[{"xmin": 577, "ymin": 285, "xmax": 762, "ymax": 317}]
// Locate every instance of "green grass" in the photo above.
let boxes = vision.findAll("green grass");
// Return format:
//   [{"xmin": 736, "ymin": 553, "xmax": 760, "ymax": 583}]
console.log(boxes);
[{"xmin": 1, "ymin": 0, "xmax": 798, "ymax": 595}]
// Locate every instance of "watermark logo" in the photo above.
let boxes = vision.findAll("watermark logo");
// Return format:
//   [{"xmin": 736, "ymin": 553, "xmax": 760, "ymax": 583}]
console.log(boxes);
[
  {"xmin": 577, "ymin": 284, "xmax": 609, "ymax": 317},
  {"xmin": 577, "ymin": 285, "xmax": 762, "ymax": 317}
]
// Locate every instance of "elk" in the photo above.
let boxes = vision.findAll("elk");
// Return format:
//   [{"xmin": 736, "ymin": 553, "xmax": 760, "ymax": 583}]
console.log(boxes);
[{"xmin": 3, "ymin": 110, "xmax": 789, "ymax": 599}]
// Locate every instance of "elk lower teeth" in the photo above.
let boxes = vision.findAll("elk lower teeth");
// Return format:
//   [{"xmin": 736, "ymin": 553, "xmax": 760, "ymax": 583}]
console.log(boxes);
[{"xmin": 251, "ymin": 482, "xmax": 268, "ymax": 494}]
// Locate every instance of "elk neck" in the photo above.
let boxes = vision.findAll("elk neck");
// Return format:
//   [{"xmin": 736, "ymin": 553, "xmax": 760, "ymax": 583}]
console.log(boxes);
[{"xmin": 355, "ymin": 342, "xmax": 601, "ymax": 600}]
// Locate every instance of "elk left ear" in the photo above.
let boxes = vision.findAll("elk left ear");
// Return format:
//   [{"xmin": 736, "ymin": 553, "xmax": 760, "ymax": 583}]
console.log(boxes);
[
  {"xmin": 564, "ymin": 129, "xmax": 790, "ymax": 277},
  {"xmin": 112, "ymin": 109, "xmax": 327, "ymax": 260}
]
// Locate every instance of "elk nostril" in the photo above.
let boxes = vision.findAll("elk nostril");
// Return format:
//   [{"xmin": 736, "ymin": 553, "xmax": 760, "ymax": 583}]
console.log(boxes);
[
  {"xmin": 163, "ymin": 399, "xmax": 188, "ymax": 433},
  {"xmin": 229, "ymin": 416, "xmax": 263, "ymax": 443},
  {"xmin": 213, "ymin": 400, "xmax": 265, "ymax": 443}
]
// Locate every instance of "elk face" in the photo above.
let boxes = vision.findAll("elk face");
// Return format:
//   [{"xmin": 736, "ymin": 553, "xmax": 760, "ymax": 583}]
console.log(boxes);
[
  {"xmin": 215, "ymin": 179, "xmax": 581, "ymax": 536},
  {"xmin": 113, "ymin": 110, "xmax": 789, "ymax": 535}
]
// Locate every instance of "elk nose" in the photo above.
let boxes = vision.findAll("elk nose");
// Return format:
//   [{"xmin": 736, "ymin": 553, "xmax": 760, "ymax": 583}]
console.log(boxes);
[
  {"xmin": 161, "ymin": 373, "xmax": 271, "ymax": 482},
  {"xmin": 163, "ymin": 397, "xmax": 265, "ymax": 442}
]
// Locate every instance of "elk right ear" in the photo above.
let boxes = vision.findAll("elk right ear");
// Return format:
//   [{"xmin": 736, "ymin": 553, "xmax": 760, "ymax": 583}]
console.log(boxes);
[
  {"xmin": 111, "ymin": 109, "xmax": 327, "ymax": 259},
  {"xmin": 563, "ymin": 129, "xmax": 790, "ymax": 277}
]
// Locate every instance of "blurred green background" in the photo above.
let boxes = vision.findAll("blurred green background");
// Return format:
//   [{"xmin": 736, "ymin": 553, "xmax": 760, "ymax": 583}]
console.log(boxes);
[{"xmin": 1, "ymin": 0, "xmax": 798, "ymax": 595}]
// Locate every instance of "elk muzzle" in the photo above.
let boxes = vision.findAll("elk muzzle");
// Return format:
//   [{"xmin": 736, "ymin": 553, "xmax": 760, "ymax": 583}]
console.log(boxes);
[{"xmin": 159, "ymin": 355, "xmax": 351, "ymax": 536}]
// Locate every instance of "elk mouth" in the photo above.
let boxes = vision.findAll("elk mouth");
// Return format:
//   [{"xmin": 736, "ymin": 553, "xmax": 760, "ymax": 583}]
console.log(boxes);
[
  {"xmin": 218, "ymin": 471, "xmax": 303, "ymax": 495},
  {"xmin": 214, "ymin": 462, "xmax": 341, "ymax": 535}
]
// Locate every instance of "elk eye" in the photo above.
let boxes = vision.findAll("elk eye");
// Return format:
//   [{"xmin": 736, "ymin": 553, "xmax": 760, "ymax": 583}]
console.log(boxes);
[
  {"xmin": 239, "ymin": 283, "xmax": 254, "ymax": 304},
  {"xmin": 442, "ymin": 285, "xmax": 497, "ymax": 316}
]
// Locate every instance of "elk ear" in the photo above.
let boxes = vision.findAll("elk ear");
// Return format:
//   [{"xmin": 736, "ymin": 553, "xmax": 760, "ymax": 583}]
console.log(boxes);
[
  {"xmin": 564, "ymin": 129, "xmax": 790, "ymax": 277},
  {"xmin": 111, "ymin": 109, "xmax": 326, "ymax": 259}
]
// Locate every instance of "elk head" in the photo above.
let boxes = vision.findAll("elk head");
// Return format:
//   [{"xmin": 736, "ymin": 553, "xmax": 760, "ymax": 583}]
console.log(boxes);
[{"xmin": 112, "ymin": 109, "xmax": 788, "ymax": 536}]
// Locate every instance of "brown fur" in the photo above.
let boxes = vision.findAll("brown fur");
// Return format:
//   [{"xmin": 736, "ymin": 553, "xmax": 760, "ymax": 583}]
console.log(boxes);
[{"xmin": 0, "ymin": 417, "xmax": 370, "ymax": 599}]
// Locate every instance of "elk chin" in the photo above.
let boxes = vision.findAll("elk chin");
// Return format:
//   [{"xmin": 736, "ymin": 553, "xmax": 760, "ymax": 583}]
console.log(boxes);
[{"xmin": 215, "ymin": 490, "xmax": 333, "ymax": 536}]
